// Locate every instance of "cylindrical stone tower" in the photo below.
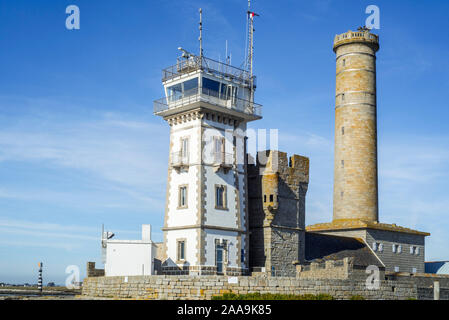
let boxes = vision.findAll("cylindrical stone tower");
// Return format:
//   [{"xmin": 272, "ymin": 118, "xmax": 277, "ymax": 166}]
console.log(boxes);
[{"xmin": 332, "ymin": 29, "xmax": 379, "ymax": 222}]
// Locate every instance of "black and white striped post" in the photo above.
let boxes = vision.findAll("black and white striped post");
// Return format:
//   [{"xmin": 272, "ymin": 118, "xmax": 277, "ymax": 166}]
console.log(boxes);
[{"xmin": 38, "ymin": 262, "xmax": 43, "ymax": 294}]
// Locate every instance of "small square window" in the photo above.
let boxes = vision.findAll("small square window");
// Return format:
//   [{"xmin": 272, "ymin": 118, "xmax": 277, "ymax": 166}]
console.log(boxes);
[{"xmin": 394, "ymin": 266, "xmax": 399, "ymax": 272}]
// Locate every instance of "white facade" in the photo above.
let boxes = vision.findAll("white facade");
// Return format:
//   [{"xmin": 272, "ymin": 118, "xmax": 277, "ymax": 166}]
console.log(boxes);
[{"xmin": 104, "ymin": 224, "xmax": 157, "ymax": 276}]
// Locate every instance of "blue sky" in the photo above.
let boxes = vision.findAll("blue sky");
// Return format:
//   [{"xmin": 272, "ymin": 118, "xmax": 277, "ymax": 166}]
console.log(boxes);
[{"xmin": 0, "ymin": 0, "xmax": 448, "ymax": 284}]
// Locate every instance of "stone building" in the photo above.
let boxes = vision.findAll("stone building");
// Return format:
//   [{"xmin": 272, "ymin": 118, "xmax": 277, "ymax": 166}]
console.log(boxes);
[
  {"xmin": 247, "ymin": 150, "xmax": 309, "ymax": 276},
  {"xmin": 307, "ymin": 28, "xmax": 430, "ymax": 273}
]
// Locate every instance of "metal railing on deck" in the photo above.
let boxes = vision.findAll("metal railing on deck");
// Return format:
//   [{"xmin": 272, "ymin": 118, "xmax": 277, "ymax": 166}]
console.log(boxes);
[
  {"xmin": 154, "ymin": 88, "xmax": 262, "ymax": 117},
  {"xmin": 170, "ymin": 151, "xmax": 189, "ymax": 167},
  {"xmin": 162, "ymin": 55, "xmax": 253, "ymax": 85}
]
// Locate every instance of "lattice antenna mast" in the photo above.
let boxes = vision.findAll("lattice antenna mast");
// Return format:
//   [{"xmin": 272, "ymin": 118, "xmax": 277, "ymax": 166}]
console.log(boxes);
[
  {"xmin": 199, "ymin": 8, "xmax": 203, "ymax": 59},
  {"xmin": 246, "ymin": 0, "xmax": 259, "ymax": 103}
]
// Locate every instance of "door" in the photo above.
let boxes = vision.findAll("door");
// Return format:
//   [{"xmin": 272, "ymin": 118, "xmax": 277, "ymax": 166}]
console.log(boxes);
[{"xmin": 216, "ymin": 244, "xmax": 224, "ymax": 274}]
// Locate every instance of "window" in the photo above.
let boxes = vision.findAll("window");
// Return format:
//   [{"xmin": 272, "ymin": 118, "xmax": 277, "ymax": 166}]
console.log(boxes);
[
  {"xmin": 177, "ymin": 240, "xmax": 186, "ymax": 261},
  {"xmin": 392, "ymin": 244, "xmax": 402, "ymax": 254},
  {"xmin": 412, "ymin": 267, "xmax": 417, "ymax": 273},
  {"xmin": 269, "ymin": 194, "xmax": 274, "ymax": 202},
  {"xmin": 241, "ymin": 249, "xmax": 245, "ymax": 264},
  {"xmin": 341, "ymin": 93, "xmax": 345, "ymax": 101},
  {"xmin": 167, "ymin": 78, "xmax": 198, "ymax": 101},
  {"xmin": 342, "ymin": 126, "xmax": 344, "ymax": 135},
  {"xmin": 410, "ymin": 246, "xmax": 420, "ymax": 255},
  {"xmin": 214, "ymin": 137, "xmax": 225, "ymax": 163},
  {"xmin": 341, "ymin": 160, "xmax": 344, "ymax": 168},
  {"xmin": 183, "ymin": 78, "xmax": 198, "ymax": 96},
  {"xmin": 264, "ymin": 195, "xmax": 267, "ymax": 203},
  {"xmin": 215, "ymin": 185, "xmax": 227, "ymax": 209},
  {"xmin": 179, "ymin": 185, "xmax": 188, "ymax": 208},
  {"xmin": 372, "ymin": 242, "xmax": 383, "ymax": 252},
  {"xmin": 202, "ymin": 77, "xmax": 220, "ymax": 96},
  {"xmin": 394, "ymin": 266, "xmax": 399, "ymax": 272},
  {"xmin": 181, "ymin": 137, "xmax": 189, "ymax": 158},
  {"xmin": 342, "ymin": 59, "xmax": 346, "ymax": 67}
]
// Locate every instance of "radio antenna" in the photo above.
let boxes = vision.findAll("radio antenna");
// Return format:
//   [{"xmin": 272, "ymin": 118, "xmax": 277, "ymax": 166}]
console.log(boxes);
[{"xmin": 246, "ymin": 0, "xmax": 259, "ymax": 103}]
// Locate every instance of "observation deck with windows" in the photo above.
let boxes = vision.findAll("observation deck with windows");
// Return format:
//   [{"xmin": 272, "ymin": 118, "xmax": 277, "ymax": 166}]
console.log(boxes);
[{"xmin": 154, "ymin": 53, "xmax": 262, "ymax": 121}]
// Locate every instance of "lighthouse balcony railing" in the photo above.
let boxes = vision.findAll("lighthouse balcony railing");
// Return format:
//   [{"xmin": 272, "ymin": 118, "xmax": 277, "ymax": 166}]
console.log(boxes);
[
  {"xmin": 154, "ymin": 88, "xmax": 262, "ymax": 117},
  {"xmin": 162, "ymin": 55, "xmax": 252, "ymax": 86},
  {"xmin": 210, "ymin": 152, "xmax": 233, "ymax": 167}
]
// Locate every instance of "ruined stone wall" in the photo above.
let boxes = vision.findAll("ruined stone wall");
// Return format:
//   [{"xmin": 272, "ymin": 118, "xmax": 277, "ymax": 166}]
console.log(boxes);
[{"xmin": 87, "ymin": 262, "xmax": 105, "ymax": 278}]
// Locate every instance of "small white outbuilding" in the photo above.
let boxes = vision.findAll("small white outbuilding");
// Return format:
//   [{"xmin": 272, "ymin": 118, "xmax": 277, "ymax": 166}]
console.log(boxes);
[{"xmin": 102, "ymin": 224, "xmax": 157, "ymax": 276}]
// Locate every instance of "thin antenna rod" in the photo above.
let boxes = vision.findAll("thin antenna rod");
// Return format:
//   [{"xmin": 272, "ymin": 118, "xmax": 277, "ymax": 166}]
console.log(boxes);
[
  {"xmin": 199, "ymin": 8, "xmax": 203, "ymax": 58},
  {"xmin": 246, "ymin": 0, "xmax": 259, "ymax": 103},
  {"xmin": 225, "ymin": 40, "xmax": 228, "ymax": 64}
]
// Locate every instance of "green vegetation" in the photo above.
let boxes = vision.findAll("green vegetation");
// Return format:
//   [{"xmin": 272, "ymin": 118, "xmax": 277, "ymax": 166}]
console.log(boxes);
[
  {"xmin": 349, "ymin": 295, "xmax": 365, "ymax": 300},
  {"xmin": 211, "ymin": 292, "xmax": 334, "ymax": 300}
]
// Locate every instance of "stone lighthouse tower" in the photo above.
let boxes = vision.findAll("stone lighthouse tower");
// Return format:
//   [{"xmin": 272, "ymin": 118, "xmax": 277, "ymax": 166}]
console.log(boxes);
[
  {"xmin": 332, "ymin": 28, "xmax": 379, "ymax": 223},
  {"xmin": 307, "ymin": 28, "xmax": 429, "ymax": 274}
]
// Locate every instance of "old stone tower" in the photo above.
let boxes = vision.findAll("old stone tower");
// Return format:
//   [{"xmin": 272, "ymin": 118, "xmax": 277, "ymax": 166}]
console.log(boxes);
[
  {"xmin": 154, "ymin": 51, "xmax": 262, "ymax": 275},
  {"xmin": 248, "ymin": 150, "xmax": 309, "ymax": 276},
  {"xmin": 333, "ymin": 28, "xmax": 379, "ymax": 223},
  {"xmin": 307, "ymin": 28, "xmax": 429, "ymax": 273}
]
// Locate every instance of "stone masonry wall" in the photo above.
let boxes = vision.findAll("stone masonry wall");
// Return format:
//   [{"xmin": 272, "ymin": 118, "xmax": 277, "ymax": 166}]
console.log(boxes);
[
  {"xmin": 82, "ymin": 274, "xmax": 422, "ymax": 300},
  {"xmin": 248, "ymin": 150, "xmax": 309, "ymax": 275},
  {"xmin": 87, "ymin": 262, "xmax": 105, "ymax": 277}
]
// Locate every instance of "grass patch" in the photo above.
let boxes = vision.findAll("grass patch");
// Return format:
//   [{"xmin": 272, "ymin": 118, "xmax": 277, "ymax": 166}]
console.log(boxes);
[
  {"xmin": 349, "ymin": 295, "xmax": 365, "ymax": 300},
  {"xmin": 212, "ymin": 292, "xmax": 334, "ymax": 300}
]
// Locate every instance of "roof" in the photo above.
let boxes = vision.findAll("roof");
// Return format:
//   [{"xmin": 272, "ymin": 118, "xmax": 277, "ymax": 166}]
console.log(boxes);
[
  {"xmin": 305, "ymin": 232, "xmax": 384, "ymax": 267},
  {"xmin": 425, "ymin": 261, "xmax": 449, "ymax": 274},
  {"xmin": 306, "ymin": 219, "xmax": 430, "ymax": 236}
]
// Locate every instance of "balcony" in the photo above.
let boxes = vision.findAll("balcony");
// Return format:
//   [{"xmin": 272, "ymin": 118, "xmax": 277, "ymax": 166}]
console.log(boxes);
[
  {"xmin": 170, "ymin": 151, "xmax": 189, "ymax": 169},
  {"xmin": 210, "ymin": 152, "xmax": 233, "ymax": 173},
  {"xmin": 154, "ymin": 88, "xmax": 262, "ymax": 120}
]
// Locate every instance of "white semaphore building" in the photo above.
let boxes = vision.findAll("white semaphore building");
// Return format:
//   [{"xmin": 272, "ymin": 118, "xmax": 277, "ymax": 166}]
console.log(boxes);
[{"xmin": 153, "ymin": 50, "xmax": 262, "ymax": 275}]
